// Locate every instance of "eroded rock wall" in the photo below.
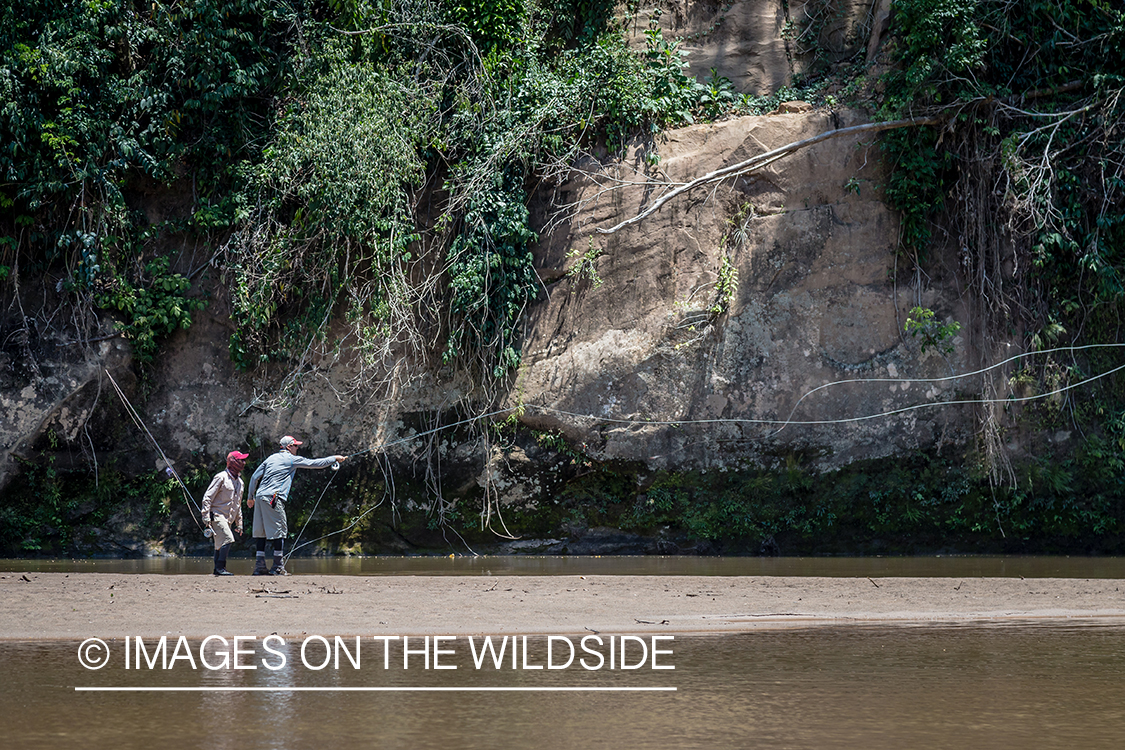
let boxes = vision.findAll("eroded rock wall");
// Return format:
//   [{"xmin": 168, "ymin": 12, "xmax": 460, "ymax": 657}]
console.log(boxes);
[
  {"xmin": 518, "ymin": 108, "xmax": 972, "ymax": 479},
  {"xmin": 631, "ymin": 0, "xmax": 887, "ymax": 95}
]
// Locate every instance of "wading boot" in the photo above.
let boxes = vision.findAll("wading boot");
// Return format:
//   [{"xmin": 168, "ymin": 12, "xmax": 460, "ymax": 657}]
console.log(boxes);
[
  {"xmin": 213, "ymin": 544, "xmax": 234, "ymax": 576},
  {"xmin": 269, "ymin": 549, "xmax": 288, "ymax": 576}
]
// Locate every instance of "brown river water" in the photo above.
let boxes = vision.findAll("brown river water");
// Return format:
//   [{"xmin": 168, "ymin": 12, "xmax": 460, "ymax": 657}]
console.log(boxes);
[
  {"xmin": 7, "ymin": 554, "xmax": 1125, "ymax": 577},
  {"xmin": 2, "ymin": 625, "xmax": 1124, "ymax": 749}
]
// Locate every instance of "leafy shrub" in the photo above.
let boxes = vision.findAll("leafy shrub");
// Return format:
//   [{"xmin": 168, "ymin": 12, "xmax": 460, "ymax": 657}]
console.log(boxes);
[
  {"xmin": 445, "ymin": 171, "xmax": 538, "ymax": 377},
  {"xmin": 96, "ymin": 256, "xmax": 206, "ymax": 361}
]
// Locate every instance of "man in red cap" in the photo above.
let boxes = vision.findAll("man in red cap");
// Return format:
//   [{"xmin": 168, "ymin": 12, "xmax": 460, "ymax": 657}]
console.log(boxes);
[
  {"xmin": 247, "ymin": 436, "xmax": 346, "ymax": 575},
  {"xmin": 201, "ymin": 450, "xmax": 248, "ymax": 576}
]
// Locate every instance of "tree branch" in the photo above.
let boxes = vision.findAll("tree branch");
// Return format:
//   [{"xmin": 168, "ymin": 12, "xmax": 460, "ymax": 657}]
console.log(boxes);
[{"xmin": 596, "ymin": 116, "xmax": 942, "ymax": 235}]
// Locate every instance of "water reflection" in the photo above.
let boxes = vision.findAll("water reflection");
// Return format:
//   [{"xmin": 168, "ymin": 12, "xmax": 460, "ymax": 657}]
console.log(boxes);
[
  {"xmin": 198, "ymin": 650, "xmax": 256, "ymax": 750},
  {"xmin": 5, "ymin": 555, "xmax": 1125, "ymax": 578},
  {"xmin": 3, "ymin": 626, "xmax": 1124, "ymax": 749}
]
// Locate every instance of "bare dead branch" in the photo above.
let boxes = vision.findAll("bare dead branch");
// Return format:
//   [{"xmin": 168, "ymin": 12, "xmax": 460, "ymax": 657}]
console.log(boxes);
[{"xmin": 596, "ymin": 116, "xmax": 942, "ymax": 235}]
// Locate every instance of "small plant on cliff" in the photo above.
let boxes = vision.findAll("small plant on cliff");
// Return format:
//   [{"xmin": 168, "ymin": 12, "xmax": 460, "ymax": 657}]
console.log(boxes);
[
  {"xmin": 566, "ymin": 239, "xmax": 604, "ymax": 289},
  {"xmin": 710, "ymin": 256, "xmax": 739, "ymax": 315},
  {"xmin": 697, "ymin": 68, "xmax": 737, "ymax": 121},
  {"xmin": 904, "ymin": 307, "xmax": 961, "ymax": 355}
]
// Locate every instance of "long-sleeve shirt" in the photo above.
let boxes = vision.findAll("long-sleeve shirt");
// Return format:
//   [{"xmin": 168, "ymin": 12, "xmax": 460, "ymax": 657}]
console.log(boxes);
[
  {"xmin": 200, "ymin": 470, "xmax": 244, "ymax": 527},
  {"xmin": 247, "ymin": 449, "xmax": 337, "ymax": 502}
]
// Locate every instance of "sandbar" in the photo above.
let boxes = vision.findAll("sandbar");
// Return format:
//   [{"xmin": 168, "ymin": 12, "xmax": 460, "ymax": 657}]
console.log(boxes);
[{"xmin": 3, "ymin": 572, "xmax": 1125, "ymax": 640}]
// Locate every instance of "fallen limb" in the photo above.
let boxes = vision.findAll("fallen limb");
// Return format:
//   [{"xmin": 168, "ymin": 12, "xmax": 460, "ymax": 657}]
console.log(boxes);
[{"xmin": 596, "ymin": 115, "xmax": 942, "ymax": 235}]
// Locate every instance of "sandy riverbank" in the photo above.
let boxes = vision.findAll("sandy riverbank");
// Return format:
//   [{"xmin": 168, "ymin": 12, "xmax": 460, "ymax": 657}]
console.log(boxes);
[{"xmin": 2, "ymin": 572, "xmax": 1124, "ymax": 640}]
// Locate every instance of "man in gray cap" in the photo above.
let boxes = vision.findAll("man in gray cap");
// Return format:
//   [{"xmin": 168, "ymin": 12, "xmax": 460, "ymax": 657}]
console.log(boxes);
[
  {"xmin": 201, "ymin": 450, "xmax": 248, "ymax": 576},
  {"xmin": 247, "ymin": 436, "xmax": 346, "ymax": 576}
]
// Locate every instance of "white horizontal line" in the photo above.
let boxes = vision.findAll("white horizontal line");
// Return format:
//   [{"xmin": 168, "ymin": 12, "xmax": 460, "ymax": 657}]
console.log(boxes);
[{"xmin": 76, "ymin": 686, "xmax": 676, "ymax": 692}]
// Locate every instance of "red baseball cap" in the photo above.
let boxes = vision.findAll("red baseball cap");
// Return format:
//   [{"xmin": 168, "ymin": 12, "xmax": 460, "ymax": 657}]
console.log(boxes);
[
  {"xmin": 280, "ymin": 436, "xmax": 303, "ymax": 447},
  {"xmin": 227, "ymin": 450, "xmax": 249, "ymax": 461}
]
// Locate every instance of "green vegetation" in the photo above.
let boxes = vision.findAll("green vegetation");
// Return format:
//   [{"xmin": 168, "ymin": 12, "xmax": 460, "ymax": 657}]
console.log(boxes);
[
  {"xmin": 867, "ymin": 0, "xmax": 1125, "ymax": 492},
  {"xmin": 6, "ymin": 418, "xmax": 1125, "ymax": 556},
  {"xmin": 1, "ymin": 0, "xmax": 287, "ymax": 354},
  {"xmin": 876, "ymin": 1, "xmax": 1125, "ymax": 320},
  {"xmin": 536, "ymin": 442, "xmax": 1125, "ymax": 555},
  {"xmin": 566, "ymin": 239, "xmax": 604, "ymax": 288},
  {"xmin": 710, "ymin": 255, "xmax": 739, "ymax": 315},
  {"xmin": 95, "ymin": 256, "xmax": 206, "ymax": 360},
  {"xmin": 903, "ymin": 306, "xmax": 961, "ymax": 356},
  {"xmin": 0, "ymin": 443, "xmax": 191, "ymax": 554},
  {"xmin": 3, "ymin": 1, "xmax": 1124, "ymax": 554},
  {"xmin": 2, "ymin": 0, "xmax": 734, "ymax": 386}
]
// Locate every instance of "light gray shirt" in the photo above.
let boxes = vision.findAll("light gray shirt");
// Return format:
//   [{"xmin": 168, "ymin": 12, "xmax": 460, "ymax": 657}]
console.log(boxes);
[{"xmin": 247, "ymin": 449, "xmax": 337, "ymax": 502}]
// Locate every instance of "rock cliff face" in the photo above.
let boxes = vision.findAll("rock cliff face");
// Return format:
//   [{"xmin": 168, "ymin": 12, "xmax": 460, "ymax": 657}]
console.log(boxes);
[
  {"xmin": 0, "ymin": 1, "xmax": 984, "ymax": 551},
  {"xmin": 520, "ymin": 108, "xmax": 972, "ymax": 478},
  {"xmin": 634, "ymin": 0, "xmax": 894, "ymax": 93}
]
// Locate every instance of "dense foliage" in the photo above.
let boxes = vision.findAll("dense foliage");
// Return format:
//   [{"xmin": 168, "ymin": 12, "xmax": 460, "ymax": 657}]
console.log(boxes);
[
  {"xmin": 879, "ymin": 0, "xmax": 1125, "ymax": 309},
  {"xmin": 873, "ymin": 0, "xmax": 1125, "ymax": 499},
  {"xmin": 224, "ymin": 2, "xmax": 729, "ymax": 389},
  {"xmin": 2, "ymin": 0, "xmax": 728, "ymax": 383},
  {"xmin": 1, "ymin": 0, "xmax": 290, "ymax": 357}
]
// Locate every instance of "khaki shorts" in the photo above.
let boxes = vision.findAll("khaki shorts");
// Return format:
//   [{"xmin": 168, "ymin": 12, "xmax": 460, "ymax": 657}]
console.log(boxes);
[
  {"xmin": 209, "ymin": 516, "xmax": 236, "ymax": 550},
  {"xmin": 252, "ymin": 495, "xmax": 288, "ymax": 539}
]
